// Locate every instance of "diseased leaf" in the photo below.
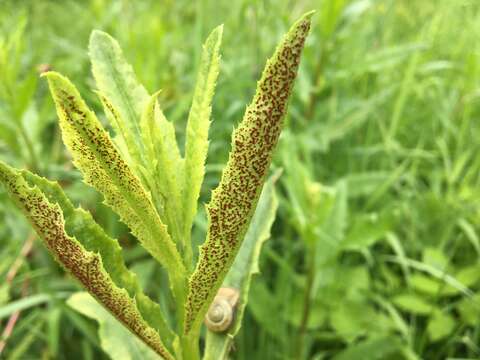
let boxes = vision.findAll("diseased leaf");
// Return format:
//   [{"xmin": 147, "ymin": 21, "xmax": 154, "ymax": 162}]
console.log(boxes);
[
  {"xmin": 203, "ymin": 173, "xmax": 279, "ymax": 360},
  {"xmin": 68, "ymin": 292, "xmax": 161, "ymax": 360},
  {"xmin": 43, "ymin": 72, "xmax": 187, "ymax": 305},
  {"xmin": 90, "ymin": 30, "xmax": 184, "ymax": 233},
  {"xmin": 20, "ymin": 169, "xmax": 175, "ymax": 347},
  {"xmin": 184, "ymin": 12, "xmax": 313, "ymax": 334},
  {"xmin": 0, "ymin": 161, "xmax": 173, "ymax": 360},
  {"xmin": 182, "ymin": 25, "xmax": 223, "ymax": 265},
  {"xmin": 97, "ymin": 92, "xmax": 138, "ymax": 169}
]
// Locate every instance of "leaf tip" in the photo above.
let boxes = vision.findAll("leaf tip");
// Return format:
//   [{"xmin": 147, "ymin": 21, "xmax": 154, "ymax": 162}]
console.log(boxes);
[{"xmin": 89, "ymin": 29, "xmax": 112, "ymax": 44}]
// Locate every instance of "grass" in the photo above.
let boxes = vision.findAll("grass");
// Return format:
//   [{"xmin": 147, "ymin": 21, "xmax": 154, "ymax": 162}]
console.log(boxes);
[{"xmin": 1, "ymin": 0, "xmax": 480, "ymax": 359}]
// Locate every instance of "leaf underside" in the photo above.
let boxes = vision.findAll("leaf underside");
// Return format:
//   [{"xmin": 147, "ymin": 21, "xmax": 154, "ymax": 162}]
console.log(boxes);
[
  {"xmin": 184, "ymin": 12, "xmax": 313, "ymax": 334},
  {"xmin": 0, "ymin": 161, "xmax": 173, "ymax": 360}
]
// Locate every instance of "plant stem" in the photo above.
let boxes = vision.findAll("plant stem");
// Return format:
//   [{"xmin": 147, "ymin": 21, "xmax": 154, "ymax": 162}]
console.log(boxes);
[
  {"xmin": 295, "ymin": 243, "xmax": 316, "ymax": 359},
  {"xmin": 18, "ymin": 122, "xmax": 39, "ymax": 172},
  {"xmin": 181, "ymin": 331, "xmax": 200, "ymax": 360}
]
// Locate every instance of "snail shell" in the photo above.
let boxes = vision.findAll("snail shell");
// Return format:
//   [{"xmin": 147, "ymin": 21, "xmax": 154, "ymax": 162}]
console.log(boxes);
[{"xmin": 205, "ymin": 287, "xmax": 240, "ymax": 332}]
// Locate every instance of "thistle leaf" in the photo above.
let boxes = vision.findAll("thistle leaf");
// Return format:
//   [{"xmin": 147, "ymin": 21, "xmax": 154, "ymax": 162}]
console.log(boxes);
[
  {"xmin": 182, "ymin": 25, "xmax": 223, "ymax": 262},
  {"xmin": 97, "ymin": 92, "xmax": 136, "ymax": 165},
  {"xmin": 0, "ymin": 161, "xmax": 173, "ymax": 359},
  {"xmin": 20, "ymin": 169, "xmax": 175, "ymax": 348},
  {"xmin": 89, "ymin": 30, "xmax": 147, "ymax": 167},
  {"xmin": 90, "ymin": 30, "xmax": 185, "ymax": 244},
  {"xmin": 184, "ymin": 12, "xmax": 313, "ymax": 333},
  {"xmin": 43, "ymin": 72, "xmax": 187, "ymax": 304},
  {"xmin": 204, "ymin": 173, "xmax": 279, "ymax": 359},
  {"xmin": 140, "ymin": 92, "xmax": 184, "ymax": 246}
]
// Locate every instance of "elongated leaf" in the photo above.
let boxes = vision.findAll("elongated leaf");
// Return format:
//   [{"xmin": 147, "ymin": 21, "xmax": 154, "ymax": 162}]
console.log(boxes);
[
  {"xmin": 0, "ymin": 161, "xmax": 173, "ymax": 359},
  {"xmin": 89, "ymin": 30, "xmax": 185, "ymax": 246},
  {"xmin": 140, "ymin": 92, "xmax": 183, "ymax": 246},
  {"xmin": 68, "ymin": 292, "xmax": 161, "ymax": 360},
  {"xmin": 182, "ymin": 26, "xmax": 223, "ymax": 263},
  {"xmin": 43, "ymin": 72, "xmax": 187, "ymax": 305},
  {"xmin": 21, "ymin": 169, "xmax": 175, "ymax": 347},
  {"xmin": 204, "ymin": 173, "xmax": 279, "ymax": 360},
  {"xmin": 184, "ymin": 12, "xmax": 313, "ymax": 334},
  {"xmin": 89, "ymin": 30, "xmax": 147, "ymax": 167},
  {"xmin": 97, "ymin": 92, "xmax": 136, "ymax": 166}
]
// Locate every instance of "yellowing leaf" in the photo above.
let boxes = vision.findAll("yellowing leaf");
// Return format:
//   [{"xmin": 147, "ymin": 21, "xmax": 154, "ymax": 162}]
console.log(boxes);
[{"xmin": 184, "ymin": 12, "xmax": 313, "ymax": 334}]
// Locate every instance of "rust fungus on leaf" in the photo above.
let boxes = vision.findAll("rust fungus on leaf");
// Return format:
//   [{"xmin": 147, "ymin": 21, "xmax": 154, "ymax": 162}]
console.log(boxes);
[{"xmin": 185, "ymin": 12, "xmax": 313, "ymax": 334}]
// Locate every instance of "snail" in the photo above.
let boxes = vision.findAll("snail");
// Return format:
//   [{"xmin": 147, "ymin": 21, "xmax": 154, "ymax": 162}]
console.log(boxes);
[{"xmin": 204, "ymin": 287, "xmax": 240, "ymax": 332}]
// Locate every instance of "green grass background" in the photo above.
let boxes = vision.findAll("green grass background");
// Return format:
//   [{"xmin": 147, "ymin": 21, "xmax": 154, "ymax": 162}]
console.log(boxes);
[{"xmin": 1, "ymin": 0, "xmax": 480, "ymax": 359}]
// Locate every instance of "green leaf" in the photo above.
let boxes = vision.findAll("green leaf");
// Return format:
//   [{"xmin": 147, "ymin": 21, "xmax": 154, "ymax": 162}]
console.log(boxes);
[
  {"xmin": 97, "ymin": 92, "xmax": 138, "ymax": 167},
  {"xmin": 392, "ymin": 293, "xmax": 435, "ymax": 315},
  {"xmin": 184, "ymin": 11, "xmax": 313, "ymax": 335},
  {"xmin": 203, "ymin": 173, "xmax": 279, "ymax": 360},
  {"xmin": 247, "ymin": 280, "xmax": 285, "ymax": 340},
  {"xmin": 342, "ymin": 211, "xmax": 391, "ymax": 251},
  {"xmin": 88, "ymin": 30, "xmax": 147, "ymax": 167},
  {"xmin": 140, "ymin": 92, "xmax": 184, "ymax": 248},
  {"xmin": 43, "ymin": 72, "xmax": 187, "ymax": 306},
  {"xmin": 427, "ymin": 310, "xmax": 455, "ymax": 342},
  {"xmin": 315, "ymin": 180, "xmax": 348, "ymax": 266},
  {"xmin": 456, "ymin": 293, "xmax": 480, "ymax": 326},
  {"xmin": 286, "ymin": 292, "xmax": 327, "ymax": 330},
  {"xmin": 410, "ymin": 274, "xmax": 443, "ymax": 296},
  {"xmin": 329, "ymin": 301, "xmax": 392, "ymax": 342},
  {"xmin": 68, "ymin": 292, "xmax": 161, "ymax": 360},
  {"xmin": 182, "ymin": 25, "xmax": 223, "ymax": 265},
  {"xmin": 0, "ymin": 161, "xmax": 173, "ymax": 359},
  {"xmin": 90, "ymin": 30, "xmax": 184, "ymax": 231},
  {"xmin": 422, "ymin": 247, "xmax": 448, "ymax": 270},
  {"xmin": 332, "ymin": 336, "xmax": 403, "ymax": 360}
]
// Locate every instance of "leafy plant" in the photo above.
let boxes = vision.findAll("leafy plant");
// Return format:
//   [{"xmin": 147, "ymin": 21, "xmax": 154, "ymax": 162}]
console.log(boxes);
[{"xmin": 0, "ymin": 12, "xmax": 312, "ymax": 360}]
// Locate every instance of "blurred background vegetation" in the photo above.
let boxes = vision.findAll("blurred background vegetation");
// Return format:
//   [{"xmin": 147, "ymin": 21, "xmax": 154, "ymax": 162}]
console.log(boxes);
[{"xmin": 1, "ymin": 0, "xmax": 480, "ymax": 359}]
